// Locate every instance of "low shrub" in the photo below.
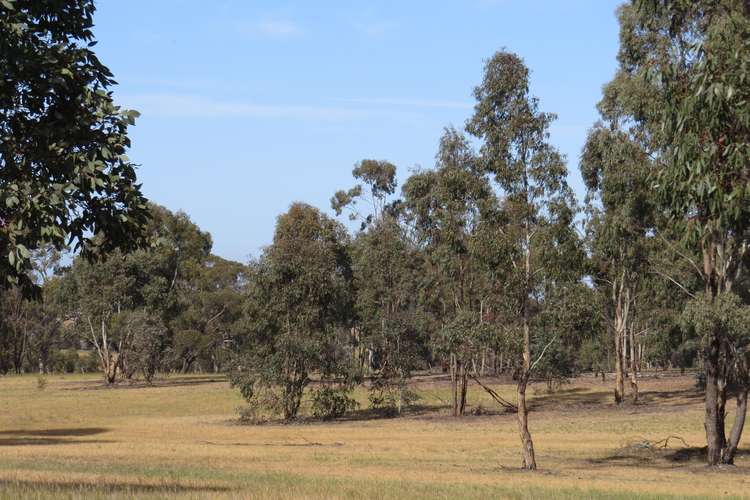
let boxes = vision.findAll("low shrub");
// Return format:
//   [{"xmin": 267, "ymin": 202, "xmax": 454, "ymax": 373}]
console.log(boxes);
[
  {"xmin": 311, "ymin": 386, "xmax": 358, "ymax": 420},
  {"xmin": 368, "ymin": 378, "xmax": 419, "ymax": 416}
]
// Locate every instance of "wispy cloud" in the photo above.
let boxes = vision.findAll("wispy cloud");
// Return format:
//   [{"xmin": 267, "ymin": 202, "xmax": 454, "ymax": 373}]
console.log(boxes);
[
  {"xmin": 119, "ymin": 93, "xmax": 413, "ymax": 121},
  {"xmin": 120, "ymin": 77, "xmax": 240, "ymax": 93},
  {"xmin": 246, "ymin": 19, "xmax": 304, "ymax": 40},
  {"xmin": 336, "ymin": 97, "xmax": 472, "ymax": 110},
  {"xmin": 118, "ymin": 92, "xmax": 473, "ymax": 122}
]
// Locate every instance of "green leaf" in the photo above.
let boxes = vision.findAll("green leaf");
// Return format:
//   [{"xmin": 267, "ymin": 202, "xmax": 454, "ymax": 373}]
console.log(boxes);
[{"xmin": 16, "ymin": 244, "xmax": 29, "ymax": 259}]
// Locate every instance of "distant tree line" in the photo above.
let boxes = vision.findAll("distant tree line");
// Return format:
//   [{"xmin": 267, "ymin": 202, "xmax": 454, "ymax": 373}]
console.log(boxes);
[
  {"xmin": 0, "ymin": 204, "xmax": 246, "ymax": 380},
  {"xmin": 2, "ymin": 0, "xmax": 749, "ymax": 470}
]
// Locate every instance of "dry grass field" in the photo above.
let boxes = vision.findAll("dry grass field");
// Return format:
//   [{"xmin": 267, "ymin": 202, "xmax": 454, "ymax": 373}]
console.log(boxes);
[{"xmin": 0, "ymin": 371, "xmax": 747, "ymax": 499}]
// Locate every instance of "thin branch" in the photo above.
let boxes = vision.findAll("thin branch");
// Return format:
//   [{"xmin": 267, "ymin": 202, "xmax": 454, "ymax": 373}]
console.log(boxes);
[
  {"xmin": 650, "ymin": 269, "xmax": 697, "ymax": 299},
  {"xmin": 205, "ymin": 306, "xmax": 227, "ymax": 328},
  {"xmin": 591, "ymin": 275, "xmax": 615, "ymax": 287},
  {"xmin": 633, "ymin": 327, "xmax": 649, "ymax": 338},
  {"xmin": 532, "ymin": 266, "xmax": 547, "ymax": 277},
  {"xmin": 468, "ymin": 372, "xmax": 517, "ymax": 412},
  {"xmin": 654, "ymin": 230, "xmax": 704, "ymax": 279},
  {"xmin": 530, "ymin": 335, "xmax": 557, "ymax": 373}
]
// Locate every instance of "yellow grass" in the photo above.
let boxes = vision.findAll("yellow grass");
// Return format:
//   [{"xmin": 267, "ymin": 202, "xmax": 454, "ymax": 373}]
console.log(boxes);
[{"xmin": 0, "ymin": 372, "xmax": 747, "ymax": 499}]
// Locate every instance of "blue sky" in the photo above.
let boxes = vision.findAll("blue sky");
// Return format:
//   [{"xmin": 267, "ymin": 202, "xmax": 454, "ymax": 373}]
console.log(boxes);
[{"xmin": 93, "ymin": 0, "xmax": 623, "ymax": 262}]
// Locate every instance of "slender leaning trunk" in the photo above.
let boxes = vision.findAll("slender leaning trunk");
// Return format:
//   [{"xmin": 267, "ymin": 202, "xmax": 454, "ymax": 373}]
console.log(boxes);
[
  {"xmin": 450, "ymin": 353, "xmax": 458, "ymax": 417},
  {"xmin": 517, "ymin": 372, "xmax": 536, "ymax": 469},
  {"xmin": 613, "ymin": 276, "xmax": 626, "ymax": 404},
  {"xmin": 517, "ymin": 233, "xmax": 536, "ymax": 470},
  {"xmin": 629, "ymin": 320, "xmax": 638, "ymax": 403},
  {"xmin": 614, "ymin": 328, "xmax": 624, "ymax": 404},
  {"xmin": 704, "ymin": 334, "xmax": 723, "ymax": 466},
  {"xmin": 459, "ymin": 362, "xmax": 467, "ymax": 416},
  {"xmin": 722, "ymin": 388, "xmax": 748, "ymax": 465}
]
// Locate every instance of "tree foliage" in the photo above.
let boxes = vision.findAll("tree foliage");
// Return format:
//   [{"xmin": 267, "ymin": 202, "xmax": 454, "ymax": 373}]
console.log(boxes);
[
  {"xmin": 233, "ymin": 203, "xmax": 354, "ymax": 420},
  {"xmin": 0, "ymin": 0, "xmax": 149, "ymax": 294},
  {"xmin": 624, "ymin": 0, "xmax": 750, "ymax": 465},
  {"xmin": 467, "ymin": 50, "xmax": 581, "ymax": 470}
]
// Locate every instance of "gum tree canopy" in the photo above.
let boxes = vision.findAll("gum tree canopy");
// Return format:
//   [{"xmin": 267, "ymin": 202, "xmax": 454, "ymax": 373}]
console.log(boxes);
[
  {"xmin": 467, "ymin": 51, "xmax": 578, "ymax": 470},
  {"xmin": 0, "ymin": 0, "xmax": 149, "ymax": 294},
  {"xmin": 629, "ymin": 0, "xmax": 750, "ymax": 465}
]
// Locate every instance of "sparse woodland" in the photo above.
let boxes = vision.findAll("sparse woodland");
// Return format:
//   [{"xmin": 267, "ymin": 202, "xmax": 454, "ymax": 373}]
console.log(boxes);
[{"xmin": 1, "ymin": 0, "xmax": 750, "ymax": 475}]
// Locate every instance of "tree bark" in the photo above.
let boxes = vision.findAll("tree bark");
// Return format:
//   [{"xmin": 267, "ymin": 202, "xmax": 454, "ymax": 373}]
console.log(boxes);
[
  {"xmin": 450, "ymin": 353, "xmax": 458, "ymax": 417},
  {"xmin": 459, "ymin": 362, "xmax": 467, "ymax": 416},
  {"xmin": 283, "ymin": 373, "xmax": 306, "ymax": 420},
  {"xmin": 629, "ymin": 321, "xmax": 639, "ymax": 403},
  {"xmin": 517, "ymin": 375, "xmax": 536, "ymax": 469},
  {"xmin": 722, "ymin": 388, "xmax": 748, "ymax": 465},
  {"xmin": 517, "ymin": 235, "xmax": 537, "ymax": 470},
  {"xmin": 613, "ymin": 277, "xmax": 627, "ymax": 404},
  {"xmin": 104, "ymin": 352, "xmax": 119, "ymax": 384},
  {"xmin": 614, "ymin": 326, "xmax": 625, "ymax": 404},
  {"xmin": 704, "ymin": 334, "xmax": 724, "ymax": 466},
  {"xmin": 717, "ymin": 374, "xmax": 728, "ymax": 449}
]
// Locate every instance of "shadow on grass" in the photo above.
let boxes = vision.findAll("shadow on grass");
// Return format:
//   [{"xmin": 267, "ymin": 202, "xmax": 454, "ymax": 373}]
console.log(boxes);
[
  {"xmin": 530, "ymin": 387, "xmax": 609, "ymax": 411},
  {"xmin": 0, "ymin": 427, "xmax": 115, "ymax": 446},
  {"xmin": 0, "ymin": 479, "xmax": 231, "ymax": 494},
  {"xmin": 0, "ymin": 427, "xmax": 109, "ymax": 437},
  {"xmin": 287, "ymin": 403, "xmax": 454, "ymax": 425},
  {"xmin": 345, "ymin": 403, "xmax": 454, "ymax": 422},
  {"xmin": 664, "ymin": 447, "xmax": 750, "ymax": 463},
  {"xmin": 68, "ymin": 375, "xmax": 227, "ymax": 391},
  {"xmin": 335, "ymin": 406, "xmax": 401, "ymax": 422},
  {"xmin": 234, "ymin": 403, "xmax": 456, "ymax": 427},
  {"xmin": 638, "ymin": 388, "xmax": 703, "ymax": 407},
  {"xmin": 588, "ymin": 445, "xmax": 750, "ymax": 467},
  {"xmin": 529, "ymin": 387, "xmax": 703, "ymax": 413},
  {"xmin": 0, "ymin": 438, "xmax": 117, "ymax": 446}
]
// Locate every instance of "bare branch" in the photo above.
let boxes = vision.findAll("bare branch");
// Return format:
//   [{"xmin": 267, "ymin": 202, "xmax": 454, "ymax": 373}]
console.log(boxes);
[
  {"xmin": 654, "ymin": 230, "xmax": 704, "ymax": 280},
  {"xmin": 530, "ymin": 335, "xmax": 556, "ymax": 373},
  {"xmin": 650, "ymin": 269, "xmax": 697, "ymax": 299},
  {"xmin": 206, "ymin": 306, "xmax": 227, "ymax": 328},
  {"xmin": 468, "ymin": 372, "xmax": 517, "ymax": 412}
]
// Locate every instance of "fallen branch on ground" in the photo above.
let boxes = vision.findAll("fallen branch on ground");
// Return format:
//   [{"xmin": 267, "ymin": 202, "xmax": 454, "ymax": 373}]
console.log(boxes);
[{"xmin": 627, "ymin": 435, "xmax": 690, "ymax": 450}]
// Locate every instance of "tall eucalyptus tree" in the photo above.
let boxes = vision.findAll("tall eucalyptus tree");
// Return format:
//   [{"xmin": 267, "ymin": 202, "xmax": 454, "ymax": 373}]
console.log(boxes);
[
  {"xmin": 234, "ymin": 204, "xmax": 354, "ymax": 420},
  {"xmin": 581, "ymin": 125, "xmax": 653, "ymax": 404},
  {"xmin": 467, "ymin": 51, "xmax": 579, "ymax": 469},
  {"xmin": 403, "ymin": 128, "xmax": 500, "ymax": 417},
  {"xmin": 623, "ymin": 0, "xmax": 750, "ymax": 465},
  {"xmin": 333, "ymin": 160, "xmax": 426, "ymax": 415}
]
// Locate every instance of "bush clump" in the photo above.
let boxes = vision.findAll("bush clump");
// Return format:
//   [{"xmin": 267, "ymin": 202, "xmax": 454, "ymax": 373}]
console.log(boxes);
[
  {"xmin": 311, "ymin": 386, "xmax": 358, "ymax": 420},
  {"xmin": 368, "ymin": 378, "xmax": 419, "ymax": 416}
]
